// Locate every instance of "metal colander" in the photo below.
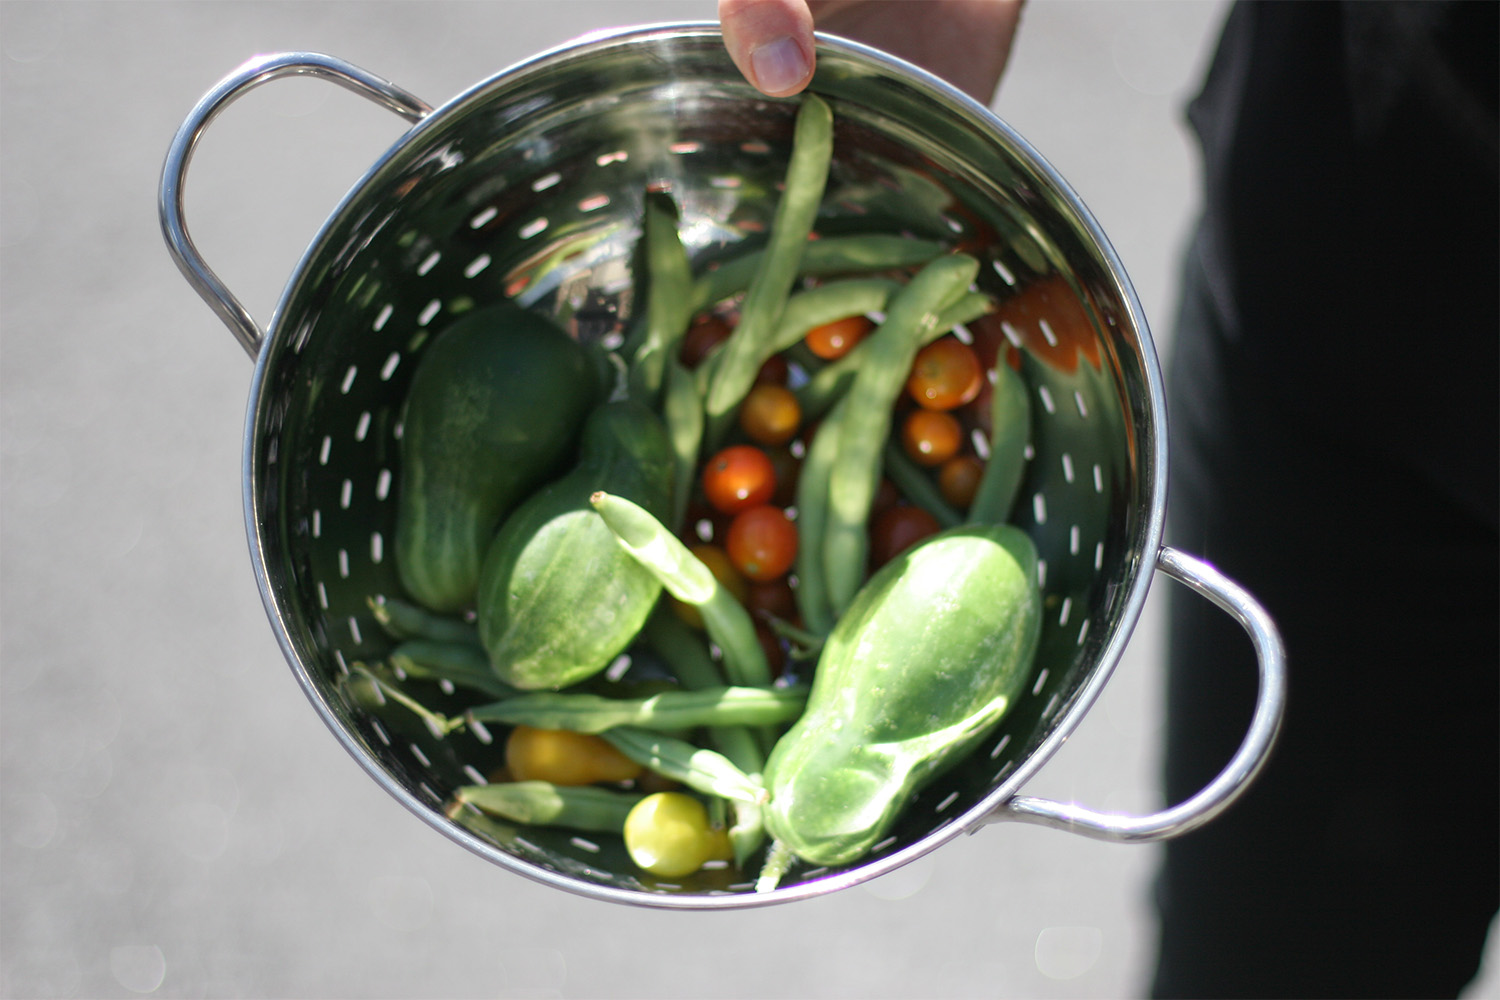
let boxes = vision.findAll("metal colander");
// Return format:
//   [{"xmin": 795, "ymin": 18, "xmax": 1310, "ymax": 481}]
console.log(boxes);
[{"xmin": 160, "ymin": 24, "xmax": 1285, "ymax": 909}]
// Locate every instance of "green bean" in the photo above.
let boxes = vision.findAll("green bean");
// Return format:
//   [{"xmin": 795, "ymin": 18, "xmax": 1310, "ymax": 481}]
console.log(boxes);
[
  {"xmin": 795, "ymin": 289, "xmax": 994, "ymax": 421},
  {"xmin": 367, "ymin": 595, "xmax": 481, "ymax": 647},
  {"xmin": 823, "ymin": 253, "xmax": 981, "ymax": 613},
  {"xmin": 662, "ymin": 357, "xmax": 704, "ymax": 529},
  {"xmin": 691, "ymin": 234, "xmax": 948, "ymax": 311},
  {"xmin": 628, "ymin": 191, "xmax": 694, "ymax": 406},
  {"xmin": 792, "ymin": 394, "xmax": 848, "ymax": 636},
  {"xmin": 968, "ymin": 359, "xmax": 1032, "ymax": 524},
  {"xmin": 388, "ymin": 639, "xmax": 514, "ymax": 700},
  {"xmin": 453, "ymin": 781, "xmax": 643, "ymax": 833},
  {"xmin": 601, "ymin": 727, "xmax": 767, "ymax": 805},
  {"xmin": 466, "ymin": 685, "xmax": 808, "ymax": 735},
  {"xmin": 768, "ymin": 277, "xmax": 897, "ymax": 350},
  {"xmin": 642, "ymin": 610, "xmax": 769, "ymax": 864},
  {"xmin": 703, "ymin": 94, "xmax": 834, "ymax": 442},
  {"xmin": 590, "ymin": 490, "xmax": 771, "ymax": 687},
  {"xmin": 881, "ymin": 441, "xmax": 962, "ymax": 529}
]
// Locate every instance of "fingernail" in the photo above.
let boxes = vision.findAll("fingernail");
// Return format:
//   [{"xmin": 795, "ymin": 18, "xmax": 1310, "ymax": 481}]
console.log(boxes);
[{"xmin": 750, "ymin": 36, "xmax": 809, "ymax": 94}]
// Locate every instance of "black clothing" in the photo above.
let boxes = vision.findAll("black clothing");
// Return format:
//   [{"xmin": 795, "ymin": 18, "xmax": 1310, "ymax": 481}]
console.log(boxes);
[{"xmin": 1150, "ymin": 3, "xmax": 1498, "ymax": 997}]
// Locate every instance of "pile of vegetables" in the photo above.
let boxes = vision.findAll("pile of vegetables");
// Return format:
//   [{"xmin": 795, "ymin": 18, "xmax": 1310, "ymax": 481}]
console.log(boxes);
[{"xmin": 356, "ymin": 93, "xmax": 1043, "ymax": 891}]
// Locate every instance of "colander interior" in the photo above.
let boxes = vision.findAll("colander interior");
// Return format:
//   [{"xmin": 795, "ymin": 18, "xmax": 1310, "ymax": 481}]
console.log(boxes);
[{"xmin": 246, "ymin": 27, "xmax": 1161, "ymax": 905}]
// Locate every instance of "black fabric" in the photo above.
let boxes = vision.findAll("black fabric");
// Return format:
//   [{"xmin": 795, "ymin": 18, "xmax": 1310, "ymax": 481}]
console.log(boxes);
[{"xmin": 1150, "ymin": 2, "xmax": 1498, "ymax": 997}]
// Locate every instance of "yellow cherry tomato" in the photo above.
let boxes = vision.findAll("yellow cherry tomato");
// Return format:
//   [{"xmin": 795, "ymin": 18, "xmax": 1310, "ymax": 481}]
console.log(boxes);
[
  {"xmin": 623, "ymin": 792, "xmax": 718, "ymax": 878},
  {"xmin": 504, "ymin": 725, "xmax": 643, "ymax": 786}
]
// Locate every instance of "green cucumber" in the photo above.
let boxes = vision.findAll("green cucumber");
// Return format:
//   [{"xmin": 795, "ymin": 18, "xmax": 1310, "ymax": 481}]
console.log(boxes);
[
  {"xmin": 476, "ymin": 400, "xmax": 674, "ymax": 690},
  {"xmin": 760, "ymin": 523, "xmax": 1041, "ymax": 873},
  {"xmin": 395, "ymin": 303, "xmax": 602, "ymax": 612}
]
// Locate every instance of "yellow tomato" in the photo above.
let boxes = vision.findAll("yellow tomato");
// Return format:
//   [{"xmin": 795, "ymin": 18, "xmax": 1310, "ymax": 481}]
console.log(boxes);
[
  {"xmin": 623, "ymin": 792, "xmax": 719, "ymax": 878},
  {"xmin": 504, "ymin": 725, "xmax": 643, "ymax": 786}
]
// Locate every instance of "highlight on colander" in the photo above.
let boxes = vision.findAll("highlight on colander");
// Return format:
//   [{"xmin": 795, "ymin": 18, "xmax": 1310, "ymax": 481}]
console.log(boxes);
[{"xmin": 158, "ymin": 24, "xmax": 1285, "ymax": 908}]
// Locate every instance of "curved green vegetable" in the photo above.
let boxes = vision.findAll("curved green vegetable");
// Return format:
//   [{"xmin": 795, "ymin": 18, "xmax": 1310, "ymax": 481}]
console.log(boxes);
[
  {"xmin": 968, "ymin": 360, "xmax": 1032, "ymax": 525},
  {"xmin": 395, "ymin": 303, "xmax": 601, "ymax": 612},
  {"xmin": 454, "ymin": 781, "xmax": 643, "ymax": 833},
  {"xmin": 476, "ymin": 400, "xmax": 674, "ymax": 690},
  {"xmin": 761, "ymin": 523, "xmax": 1041, "ymax": 877},
  {"xmin": 823, "ymin": 253, "xmax": 980, "ymax": 613},
  {"xmin": 466, "ymin": 685, "xmax": 808, "ymax": 734}
]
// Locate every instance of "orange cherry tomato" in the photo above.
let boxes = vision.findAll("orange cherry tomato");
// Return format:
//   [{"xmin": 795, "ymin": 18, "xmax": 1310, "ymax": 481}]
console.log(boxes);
[
  {"xmin": 725, "ymin": 505, "xmax": 798, "ymax": 582},
  {"xmin": 804, "ymin": 315, "xmax": 874, "ymax": 360},
  {"xmin": 938, "ymin": 455, "xmax": 985, "ymax": 510},
  {"xmin": 901, "ymin": 409, "xmax": 964, "ymax": 467},
  {"xmin": 738, "ymin": 383, "xmax": 801, "ymax": 446},
  {"xmin": 869, "ymin": 504, "xmax": 941, "ymax": 568},
  {"xmin": 907, "ymin": 336, "xmax": 983, "ymax": 410},
  {"xmin": 701, "ymin": 445, "xmax": 777, "ymax": 515},
  {"xmin": 679, "ymin": 313, "xmax": 734, "ymax": 368}
]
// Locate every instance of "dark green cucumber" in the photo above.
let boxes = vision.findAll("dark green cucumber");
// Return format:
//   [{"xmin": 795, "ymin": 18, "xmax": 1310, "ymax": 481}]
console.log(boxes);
[
  {"xmin": 761, "ymin": 523, "xmax": 1041, "ymax": 869},
  {"xmin": 395, "ymin": 303, "xmax": 602, "ymax": 612},
  {"xmin": 476, "ymin": 400, "xmax": 674, "ymax": 690}
]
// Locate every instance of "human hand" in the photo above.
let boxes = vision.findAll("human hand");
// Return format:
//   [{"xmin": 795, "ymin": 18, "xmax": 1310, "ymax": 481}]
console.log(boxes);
[{"xmin": 718, "ymin": 0, "xmax": 1025, "ymax": 104}]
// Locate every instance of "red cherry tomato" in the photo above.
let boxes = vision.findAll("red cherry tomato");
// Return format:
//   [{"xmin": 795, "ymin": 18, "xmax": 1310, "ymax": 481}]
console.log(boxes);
[
  {"xmin": 701, "ymin": 445, "xmax": 777, "ymax": 515},
  {"xmin": 679, "ymin": 314, "xmax": 734, "ymax": 368},
  {"xmin": 754, "ymin": 353, "xmax": 790, "ymax": 386},
  {"xmin": 907, "ymin": 336, "xmax": 983, "ymax": 410},
  {"xmin": 804, "ymin": 315, "xmax": 873, "ymax": 360},
  {"xmin": 938, "ymin": 455, "xmax": 985, "ymax": 510},
  {"xmin": 738, "ymin": 383, "xmax": 801, "ymax": 446},
  {"xmin": 744, "ymin": 577, "xmax": 797, "ymax": 623},
  {"xmin": 869, "ymin": 504, "xmax": 941, "ymax": 568},
  {"xmin": 725, "ymin": 506, "xmax": 798, "ymax": 582},
  {"xmin": 901, "ymin": 409, "xmax": 964, "ymax": 467}
]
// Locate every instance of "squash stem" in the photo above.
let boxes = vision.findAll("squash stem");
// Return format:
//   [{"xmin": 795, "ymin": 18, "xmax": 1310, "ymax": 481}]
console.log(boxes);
[{"xmin": 754, "ymin": 838, "xmax": 796, "ymax": 893}]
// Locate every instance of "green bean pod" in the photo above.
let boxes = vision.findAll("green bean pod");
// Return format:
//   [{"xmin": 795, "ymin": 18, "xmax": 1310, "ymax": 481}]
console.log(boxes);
[
  {"xmin": 823, "ymin": 253, "xmax": 981, "ymax": 613},
  {"xmin": 590, "ymin": 490, "xmax": 771, "ymax": 687},
  {"xmin": 601, "ymin": 727, "xmax": 767, "ymax": 805},
  {"xmin": 466, "ymin": 685, "xmax": 807, "ymax": 735},
  {"xmin": 968, "ymin": 360, "xmax": 1032, "ymax": 525},
  {"xmin": 703, "ymin": 94, "xmax": 834, "ymax": 438},
  {"xmin": 629, "ymin": 191, "xmax": 694, "ymax": 406},
  {"xmin": 881, "ymin": 441, "xmax": 963, "ymax": 529},
  {"xmin": 791, "ymin": 394, "xmax": 848, "ymax": 636},
  {"xmin": 642, "ymin": 610, "xmax": 769, "ymax": 864},
  {"xmin": 691, "ymin": 234, "xmax": 947, "ymax": 311},
  {"xmin": 388, "ymin": 638, "xmax": 516, "ymax": 700},
  {"xmin": 662, "ymin": 357, "xmax": 704, "ymax": 529},
  {"xmin": 769, "ymin": 278, "xmax": 897, "ymax": 350},
  {"xmin": 453, "ymin": 781, "xmax": 643, "ymax": 833},
  {"xmin": 796, "ymin": 289, "xmax": 993, "ymax": 421},
  {"xmin": 367, "ymin": 595, "xmax": 482, "ymax": 648}
]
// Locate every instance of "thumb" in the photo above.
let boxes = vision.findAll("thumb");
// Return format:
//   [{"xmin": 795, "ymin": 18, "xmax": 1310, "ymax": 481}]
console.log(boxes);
[{"xmin": 719, "ymin": 0, "xmax": 816, "ymax": 97}]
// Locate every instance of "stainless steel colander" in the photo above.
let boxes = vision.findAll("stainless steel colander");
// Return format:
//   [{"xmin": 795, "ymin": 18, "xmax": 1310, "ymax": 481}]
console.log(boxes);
[{"xmin": 159, "ymin": 24, "xmax": 1285, "ymax": 909}]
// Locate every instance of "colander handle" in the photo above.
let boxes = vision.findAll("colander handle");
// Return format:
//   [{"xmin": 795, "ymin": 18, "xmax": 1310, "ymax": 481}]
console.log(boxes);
[
  {"xmin": 158, "ymin": 52, "xmax": 432, "ymax": 358},
  {"xmin": 995, "ymin": 546, "xmax": 1286, "ymax": 842}
]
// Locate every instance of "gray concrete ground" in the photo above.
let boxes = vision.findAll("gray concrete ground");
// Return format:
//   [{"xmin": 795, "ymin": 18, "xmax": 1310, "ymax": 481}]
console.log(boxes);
[{"xmin": 2, "ymin": 2, "xmax": 1494, "ymax": 998}]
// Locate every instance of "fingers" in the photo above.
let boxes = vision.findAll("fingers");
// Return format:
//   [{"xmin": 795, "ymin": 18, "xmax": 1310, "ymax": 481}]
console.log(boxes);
[{"xmin": 719, "ymin": 0, "xmax": 817, "ymax": 97}]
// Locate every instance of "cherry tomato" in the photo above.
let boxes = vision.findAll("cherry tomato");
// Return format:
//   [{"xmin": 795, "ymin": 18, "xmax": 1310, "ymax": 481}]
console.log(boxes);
[
  {"xmin": 755, "ymin": 353, "xmax": 789, "ymax": 386},
  {"xmin": 701, "ymin": 445, "xmax": 777, "ymax": 514},
  {"xmin": 744, "ymin": 577, "xmax": 797, "ymax": 623},
  {"xmin": 938, "ymin": 454, "xmax": 985, "ymax": 510},
  {"xmin": 505, "ymin": 725, "xmax": 643, "ymax": 786},
  {"xmin": 755, "ymin": 622, "xmax": 787, "ymax": 676},
  {"xmin": 869, "ymin": 503, "xmax": 941, "ymax": 568},
  {"xmin": 725, "ymin": 505, "xmax": 798, "ymax": 582},
  {"xmin": 765, "ymin": 445, "xmax": 801, "ymax": 507},
  {"xmin": 738, "ymin": 383, "xmax": 802, "ymax": 446},
  {"xmin": 623, "ymin": 792, "xmax": 720, "ymax": 878},
  {"xmin": 804, "ymin": 315, "xmax": 874, "ymax": 360},
  {"xmin": 673, "ymin": 544, "xmax": 747, "ymax": 629},
  {"xmin": 901, "ymin": 409, "xmax": 964, "ymax": 466},
  {"xmin": 907, "ymin": 336, "xmax": 983, "ymax": 410},
  {"xmin": 679, "ymin": 313, "xmax": 734, "ymax": 368}
]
